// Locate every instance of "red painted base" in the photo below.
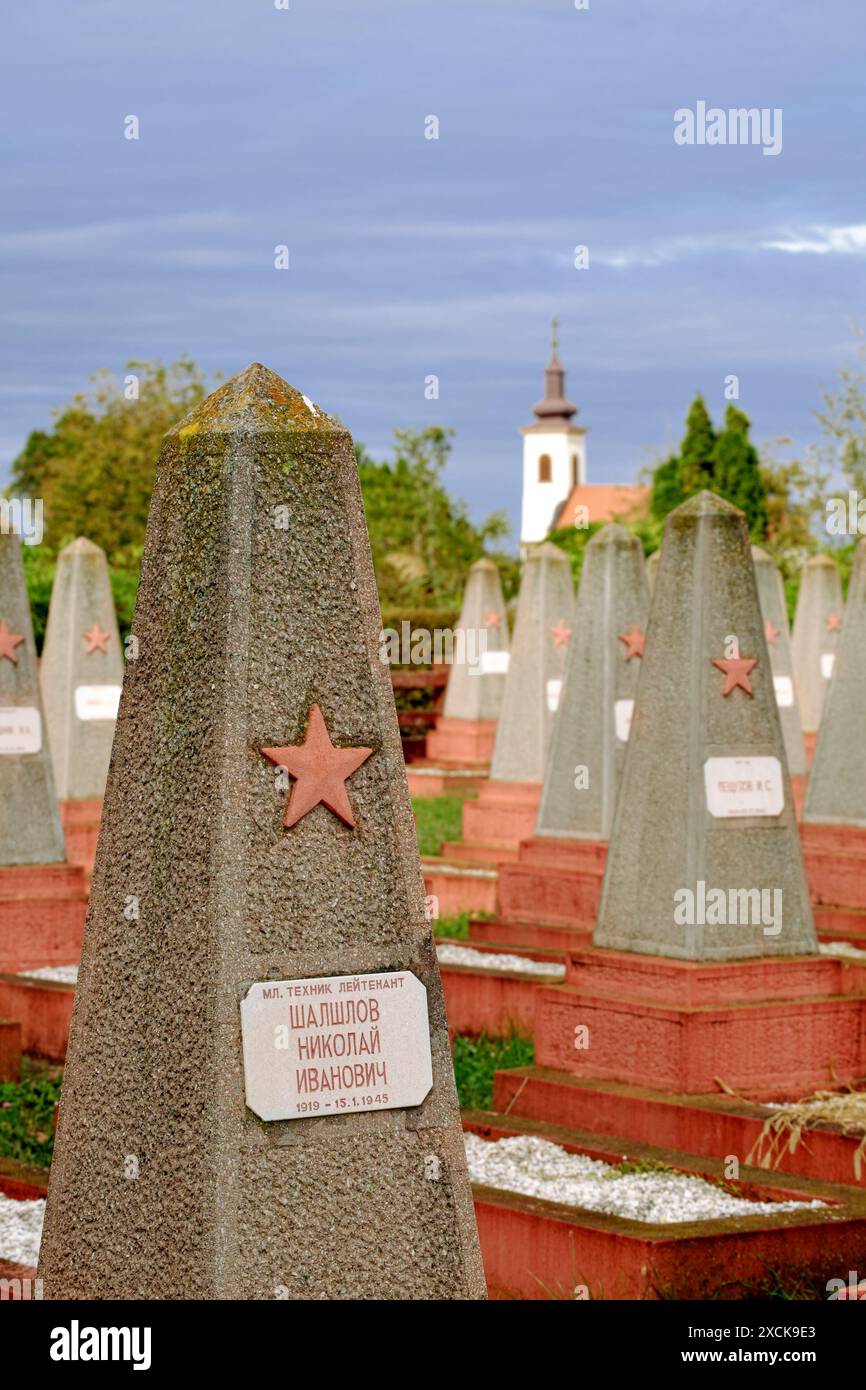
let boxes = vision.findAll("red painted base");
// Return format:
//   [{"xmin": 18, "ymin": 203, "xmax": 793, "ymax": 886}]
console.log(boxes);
[
  {"xmin": 0, "ymin": 1159, "xmax": 50, "ymax": 1202},
  {"xmin": 536, "ymin": 951, "xmax": 866, "ymax": 1093},
  {"xmin": 0, "ymin": 1261, "xmax": 40, "ymax": 1299},
  {"xmin": 0, "ymin": 974, "xmax": 74, "ymax": 1062},
  {"xmin": 0, "ymin": 864, "xmax": 87, "ymax": 973},
  {"xmin": 0, "ymin": 1020, "xmax": 21, "ymax": 1082},
  {"xmin": 439, "ymin": 841, "xmax": 520, "ymax": 867},
  {"xmin": 805, "ymin": 846, "xmax": 866, "ymax": 910},
  {"xmin": 493, "ymin": 1068, "xmax": 866, "ymax": 1188},
  {"xmin": 468, "ymin": 1112, "xmax": 866, "ymax": 1300},
  {"xmin": 469, "ymin": 917, "xmax": 594, "ymax": 953},
  {"xmin": 461, "ymin": 780, "xmax": 541, "ymax": 852},
  {"xmin": 438, "ymin": 937, "xmax": 565, "ymax": 1036},
  {"xmin": 423, "ymin": 859, "xmax": 498, "ymax": 918},
  {"xmin": 406, "ymin": 762, "xmax": 488, "ymax": 797},
  {"xmin": 425, "ymin": 716, "xmax": 497, "ymax": 765},
  {"xmin": 59, "ymin": 799, "xmax": 102, "ymax": 881}
]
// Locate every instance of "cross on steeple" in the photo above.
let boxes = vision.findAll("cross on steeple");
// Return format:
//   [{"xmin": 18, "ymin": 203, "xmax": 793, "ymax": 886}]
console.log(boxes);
[{"xmin": 551, "ymin": 317, "xmax": 560, "ymax": 355}]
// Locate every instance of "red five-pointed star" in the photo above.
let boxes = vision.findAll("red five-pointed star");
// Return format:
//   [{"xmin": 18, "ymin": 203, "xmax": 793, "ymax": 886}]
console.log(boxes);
[
  {"xmin": 261, "ymin": 704, "xmax": 372, "ymax": 829},
  {"xmin": 827, "ymin": 612, "xmax": 842, "ymax": 632},
  {"xmin": 484, "ymin": 611, "xmax": 501, "ymax": 628},
  {"xmin": 765, "ymin": 620, "xmax": 780, "ymax": 646},
  {"xmin": 83, "ymin": 623, "xmax": 110, "ymax": 654},
  {"xmin": 0, "ymin": 621, "xmax": 24, "ymax": 665},
  {"xmin": 617, "ymin": 624, "xmax": 645, "ymax": 661},
  {"xmin": 550, "ymin": 620, "xmax": 572, "ymax": 647},
  {"xmin": 712, "ymin": 655, "xmax": 757, "ymax": 697}
]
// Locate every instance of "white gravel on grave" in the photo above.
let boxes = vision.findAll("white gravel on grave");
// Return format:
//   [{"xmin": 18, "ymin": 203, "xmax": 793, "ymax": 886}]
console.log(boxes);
[
  {"xmin": 463, "ymin": 1133, "xmax": 826, "ymax": 1224},
  {"xmin": 436, "ymin": 942, "xmax": 565, "ymax": 979},
  {"xmin": 819, "ymin": 941, "xmax": 866, "ymax": 960},
  {"xmin": 18, "ymin": 964, "xmax": 79, "ymax": 984},
  {"xmin": 0, "ymin": 1196, "xmax": 44, "ymax": 1268}
]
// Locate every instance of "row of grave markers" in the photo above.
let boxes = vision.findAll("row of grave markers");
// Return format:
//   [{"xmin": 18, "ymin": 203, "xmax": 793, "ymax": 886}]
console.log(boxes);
[
  {"xmin": 437, "ymin": 516, "xmax": 859, "ymax": 848},
  {"xmin": 0, "ymin": 533, "xmax": 122, "ymax": 870},
  {"xmin": 2, "ymin": 362, "xmax": 862, "ymax": 1299}
]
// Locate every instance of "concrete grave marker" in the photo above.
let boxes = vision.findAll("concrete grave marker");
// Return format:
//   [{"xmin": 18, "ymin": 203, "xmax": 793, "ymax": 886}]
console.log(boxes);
[
  {"xmin": 40, "ymin": 537, "xmax": 124, "ymax": 802},
  {"xmin": 489, "ymin": 541, "xmax": 574, "ymax": 783},
  {"xmin": 442, "ymin": 557, "xmax": 509, "ymax": 721},
  {"xmin": 39, "ymin": 364, "xmax": 485, "ymax": 1300},
  {"xmin": 0, "ymin": 533, "xmax": 65, "ymax": 865},
  {"xmin": 535, "ymin": 523, "xmax": 648, "ymax": 841},
  {"xmin": 804, "ymin": 537, "xmax": 866, "ymax": 827},
  {"xmin": 791, "ymin": 553, "xmax": 843, "ymax": 733},
  {"xmin": 751, "ymin": 546, "xmax": 806, "ymax": 776},
  {"xmin": 594, "ymin": 492, "xmax": 816, "ymax": 960}
]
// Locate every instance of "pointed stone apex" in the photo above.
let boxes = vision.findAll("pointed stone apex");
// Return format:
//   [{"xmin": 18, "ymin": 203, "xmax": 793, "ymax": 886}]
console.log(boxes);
[
  {"xmin": 168, "ymin": 363, "xmax": 338, "ymax": 438},
  {"xmin": 805, "ymin": 552, "xmax": 838, "ymax": 570},
  {"xmin": 588, "ymin": 521, "xmax": 634, "ymax": 547},
  {"xmin": 526, "ymin": 540, "xmax": 569, "ymax": 564},
  {"xmin": 65, "ymin": 537, "xmax": 104, "ymax": 558},
  {"xmin": 751, "ymin": 545, "xmax": 773, "ymax": 567},
  {"xmin": 674, "ymin": 489, "xmax": 744, "ymax": 520}
]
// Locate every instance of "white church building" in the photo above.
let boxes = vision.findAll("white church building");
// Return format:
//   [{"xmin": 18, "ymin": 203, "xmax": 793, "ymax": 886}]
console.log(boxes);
[{"xmin": 519, "ymin": 328, "xmax": 648, "ymax": 547}]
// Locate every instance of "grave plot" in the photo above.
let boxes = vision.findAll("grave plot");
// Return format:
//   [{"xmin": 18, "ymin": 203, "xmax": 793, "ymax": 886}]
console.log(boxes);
[
  {"xmin": 0, "ymin": 534, "xmax": 87, "ymax": 977},
  {"xmin": 461, "ymin": 492, "xmax": 866, "ymax": 1299}
]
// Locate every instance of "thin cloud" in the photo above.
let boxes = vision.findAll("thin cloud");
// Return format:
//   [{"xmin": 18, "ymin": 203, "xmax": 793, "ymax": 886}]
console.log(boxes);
[{"xmin": 762, "ymin": 224, "xmax": 866, "ymax": 256}]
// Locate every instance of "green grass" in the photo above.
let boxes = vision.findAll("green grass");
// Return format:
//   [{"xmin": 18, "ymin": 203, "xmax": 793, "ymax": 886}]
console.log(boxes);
[
  {"xmin": 453, "ymin": 1032, "xmax": 534, "ymax": 1111},
  {"xmin": 412, "ymin": 795, "xmax": 465, "ymax": 856},
  {"xmin": 0, "ymin": 1059, "xmax": 63, "ymax": 1169},
  {"xmin": 434, "ymin": 912, "xmax": 471, "ymax": 940}
]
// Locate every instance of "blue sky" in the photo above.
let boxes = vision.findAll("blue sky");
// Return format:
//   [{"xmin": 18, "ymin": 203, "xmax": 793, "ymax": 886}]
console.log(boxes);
[{"xmin": 1, "ymin": 0, "xmax": 864, "ymax": 544}]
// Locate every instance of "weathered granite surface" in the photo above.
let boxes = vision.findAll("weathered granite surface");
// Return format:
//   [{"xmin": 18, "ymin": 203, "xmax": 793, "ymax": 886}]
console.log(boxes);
[
  {"xmin": 442, "ymin": 557, "xmax": 509, "ymax": 721},
  {"xmin": 791, "ymin": 553, "xmax": 843, "ymax": 733},
  {"xmin": 804, "ymin": 537, "xmax": 866, "ymax": 826},
  {"xmin": 40, "ymin": 537, "xmax": 124, "ymax": 801},
  {"xmin": 0, "ymin": 533, "xmax": 65, "ymax": 865},
  {"xmin": 39, "ymin": 365, "xmax": 485, "ymax": 1300},
  {"xmin": 535, "ymin": 523, "xmax": 648, "ymax": 840},
  {"xmin": 489, "ymin": 541, "xmax": 574, "ymax": 783},
  {"xmin": 595, "ymin": 492, "xmax": 816, "ymax": 961},
  {"xmin": 751, "ymin": 546, "xmax": 807, "ymax": 776}
]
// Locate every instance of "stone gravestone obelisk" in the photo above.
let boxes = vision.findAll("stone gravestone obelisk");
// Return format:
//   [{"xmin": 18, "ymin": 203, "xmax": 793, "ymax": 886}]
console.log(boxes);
[
  {"xmin": 39, "ymin": 365, "xmax": 485, "ymax": 1300},
  {"xmin": 791, "ymin": 553, "xmax": 843, "ymax": 734},
  {"xmin": 804, "ymin": 538, "xmax": 866, "ymax": 827},
  {"xmin": 40, "ymin": 537, "xmax": 124, "ymax": 802},
  {"xmin": 0, "ymin": 532, "xmax": 65, "ymax": 866},
  {"xmin": 424, "ymin": 556, "xmax": 510, "ymax": 768},
  {"xmin": 535, "ymin": 523, "xmax": 649, "ymax": 842},
  {"xmin": 442, "ymin": 557, "xmax": 509, "ymax": 723},
  {"xmin": 595, "ymin": 492, "xmax": 816, "ymax": 959},
  {"xmin": 751, "ymin": 546, "xmax": 807, "ymax": 776},
  {"xmin": 488, "ymin": 542, "xmax": 573, "ymax": 783}
]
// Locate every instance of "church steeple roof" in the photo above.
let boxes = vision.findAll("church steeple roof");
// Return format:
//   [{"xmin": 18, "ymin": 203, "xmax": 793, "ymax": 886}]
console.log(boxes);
[{"xmin": 532, "ymin": 319, "xmax": 578, "ymax": 424}]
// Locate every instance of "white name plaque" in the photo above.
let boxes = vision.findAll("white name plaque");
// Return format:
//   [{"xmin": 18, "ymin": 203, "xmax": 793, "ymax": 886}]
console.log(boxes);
[
  {"xmin": 704, "ymin": 756, "xmax": 784, "ymax": 819},
  {"xmin": 0, "ymin": 707, "xmax": 41, "ymax": 755},
  {"xmin": 75, "ymin": 685, "xmax": 121, "ymax": 721},
  {"xmin": 240, "ymin": 970, "xmax": 433, "ymax": 1122}
]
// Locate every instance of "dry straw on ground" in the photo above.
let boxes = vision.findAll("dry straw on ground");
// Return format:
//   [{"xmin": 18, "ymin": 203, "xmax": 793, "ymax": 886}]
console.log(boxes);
[{"xmin": 745, "ymin": 1086, "xmax": 866, "ymax": 1180}]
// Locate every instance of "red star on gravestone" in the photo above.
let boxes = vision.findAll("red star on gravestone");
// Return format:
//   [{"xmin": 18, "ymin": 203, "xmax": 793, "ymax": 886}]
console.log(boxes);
[
  {"xmin": 764, "ymin": 619, "xmax": 780, "ymax": 646},
  {"xmin": 484, "ymin": 611, "xmax": 501, "ymax": 628},
  {"xmin": 550, "ymin": 620, "xmax": 572, "ymax": 648},
  {"xmin": 711, "ymin": 654, "xmax": 757, "ymax": 697},
  {"xmin": 0, "ymin": 620, "xmax": 24, "ymax": 665},
  {"xmin": 83, "ymin": 623, "xmax": 110, "ymax": 654},
  {"xmin": 617, "ymin": 624, "xmax": 645, "ymax": 661},
  {"xmin": 826, "ymin": 612, "xmax": 842, "ymax": 632},
  {"xmin": 260, "ymin": 703, "xmax": 373, "ymax": 829}
]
